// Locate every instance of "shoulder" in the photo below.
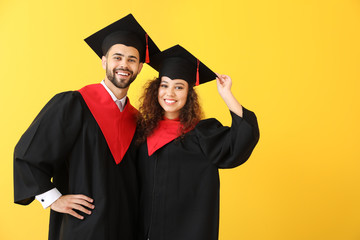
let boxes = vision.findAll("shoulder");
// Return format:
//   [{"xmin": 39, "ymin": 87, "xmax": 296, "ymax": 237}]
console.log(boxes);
[
  {"xmin": 48, "ymin": 91, "xmax": 81, "ymax": 103},
  {"xmin": 193, "ymin": 118, "xmax": 224, "ymax": 137},
  {"xmin": 196, "ymin": 118, "xmax": 222, "ymax": 129},
  {"xmin": 39, "ymin": 91, "xmax": 84, "ymax": 117}
]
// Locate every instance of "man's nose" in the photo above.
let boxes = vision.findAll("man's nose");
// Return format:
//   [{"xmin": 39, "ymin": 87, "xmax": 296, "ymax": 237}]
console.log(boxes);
[{"xmin": 119, "ymin": 59, "xmax": 128, "ymax": 69}]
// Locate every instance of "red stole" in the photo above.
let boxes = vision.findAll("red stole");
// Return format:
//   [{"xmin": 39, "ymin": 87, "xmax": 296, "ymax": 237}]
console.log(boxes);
[
  {"xmin": 78, "ymin": 84, "xmax": 137, "ymax": 164},
  {"xmin": 147, "ymin": 118, "xmax": 194, "ymax": 156}
]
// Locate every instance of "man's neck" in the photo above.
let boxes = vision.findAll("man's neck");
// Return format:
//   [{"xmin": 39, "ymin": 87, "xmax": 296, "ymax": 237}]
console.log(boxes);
[{"xmin": 104, "ymin": 79, "xmax": 128, "ymax": 100}]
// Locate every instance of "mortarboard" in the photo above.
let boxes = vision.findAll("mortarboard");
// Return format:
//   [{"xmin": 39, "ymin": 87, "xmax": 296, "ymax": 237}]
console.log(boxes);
[
  {"xmin": 149, "ymin": 45, "xmax": 217, "ymax": 86},
  {"xmin": 84, "ymin": 14, "xmax": 160, "ymax": 63}
]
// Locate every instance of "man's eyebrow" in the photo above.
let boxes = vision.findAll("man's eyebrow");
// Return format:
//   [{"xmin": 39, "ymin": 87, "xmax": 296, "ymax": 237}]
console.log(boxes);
[
  {"xmin": 112, "ymin": 53, "xmax": 138, "ymax": 59},
  {"xmin": 112, "ymin": 53, "xmax": 124, "ymax": 57}
]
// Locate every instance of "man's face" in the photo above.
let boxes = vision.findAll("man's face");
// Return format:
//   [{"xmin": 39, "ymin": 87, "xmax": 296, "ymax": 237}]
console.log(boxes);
[{"xmin": 102, "ymin": 44, "xmax": 143, "ymax": 89}]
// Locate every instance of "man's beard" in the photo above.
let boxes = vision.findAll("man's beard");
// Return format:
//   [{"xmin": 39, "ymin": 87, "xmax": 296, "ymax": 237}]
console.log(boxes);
[{"xmin": 106, "ymin": 67, "xmax": 138, "ymax": 89}]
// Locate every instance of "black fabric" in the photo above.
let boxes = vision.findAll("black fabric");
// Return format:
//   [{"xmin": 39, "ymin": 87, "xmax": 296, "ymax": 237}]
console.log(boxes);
[
  {"xmin": 136, "ymin": 108, "xmax": 259, "ymax": 240},
  {"xmin": 14, "ymin": 91, "xmax": 138, "ymax": 240},
  {"xmin": 149, "ymin": 45, "xmax": 217, "ymax": 86},
  {"xmin": 101, "ymin": 30, "xmax": 144, "ymax": 59},
  {"xmin": 159, "ymin": 57, "xmax": 196, "ymax": 84},
  {"xmin": 84, "ymin": 13, "xmax": 160, "ymax": 62}
]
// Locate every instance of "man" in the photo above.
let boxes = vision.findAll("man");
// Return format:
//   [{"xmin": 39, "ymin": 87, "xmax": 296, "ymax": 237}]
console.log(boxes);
[{"xmin": 13, "ymin": 14, "xmax": 160, "ymax": 240}]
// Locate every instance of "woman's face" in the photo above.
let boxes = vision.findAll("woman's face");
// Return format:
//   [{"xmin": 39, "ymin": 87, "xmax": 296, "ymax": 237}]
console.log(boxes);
[{"xmin": 158, "ymin": 76, "xmax": 189, "ymax": 119}]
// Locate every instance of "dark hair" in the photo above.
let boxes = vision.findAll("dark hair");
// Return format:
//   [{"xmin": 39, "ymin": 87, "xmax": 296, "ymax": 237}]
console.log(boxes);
[{"xmin": 136, "ymin": 77, "xmax": 203, "ymax": 144}]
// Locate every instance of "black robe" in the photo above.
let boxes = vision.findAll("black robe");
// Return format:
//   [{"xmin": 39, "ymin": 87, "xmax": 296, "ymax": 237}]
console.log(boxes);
[
  {"xmin": 14, "ymin": 90, "xmax": 138, "ymax": 240},
  {"xmin": 137, "ymin": 109, "xmax": 259, "ymax": 240}
]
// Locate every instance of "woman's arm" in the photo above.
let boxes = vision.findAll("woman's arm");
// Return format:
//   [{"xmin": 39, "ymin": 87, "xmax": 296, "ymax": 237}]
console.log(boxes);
[{"xmin": 216, "ymin": 73, "xmax": 243, "ymax": 117}]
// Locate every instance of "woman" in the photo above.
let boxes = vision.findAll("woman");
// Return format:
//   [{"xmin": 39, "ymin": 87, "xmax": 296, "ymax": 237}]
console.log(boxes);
[{"xmin": 136, "ymin": 45, "xmax": 259, "ymax": 240}]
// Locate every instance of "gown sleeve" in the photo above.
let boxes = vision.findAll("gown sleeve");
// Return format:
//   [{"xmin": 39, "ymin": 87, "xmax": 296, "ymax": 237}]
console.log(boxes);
[
  {"xmin": 13, "ymin": 92, "xmax": 83, "ymax": 205},
  {"xmin": 195, "ymin": 107, "xmax": 260, "ymax": 169}
]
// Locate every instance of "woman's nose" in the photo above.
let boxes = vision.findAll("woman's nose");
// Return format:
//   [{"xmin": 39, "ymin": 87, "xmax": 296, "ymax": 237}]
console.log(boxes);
[{"xmin": 166, "ymin": 87, "xmax": 175, "ymax": 96}]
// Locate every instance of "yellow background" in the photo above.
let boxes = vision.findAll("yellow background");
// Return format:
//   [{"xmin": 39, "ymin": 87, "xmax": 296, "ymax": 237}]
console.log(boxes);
[{"xmin": 1, "ymin": 0, "xmax": 360, "ymax": 239}]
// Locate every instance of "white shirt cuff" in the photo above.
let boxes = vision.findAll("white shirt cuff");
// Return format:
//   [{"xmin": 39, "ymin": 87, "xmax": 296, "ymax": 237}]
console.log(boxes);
[{"xmin": 35, "ymin": 188, "xmax": 62, "ymax": 209}]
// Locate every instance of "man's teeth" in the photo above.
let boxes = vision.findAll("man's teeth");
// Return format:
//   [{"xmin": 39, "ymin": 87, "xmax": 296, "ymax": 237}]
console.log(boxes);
[
  {"xmin": 116, "ymin": 72, "xmax": 129, "ymax": 76},
  {"xmin": 165, "ymin": 99, "xmax": 176, "ymax": 103}
]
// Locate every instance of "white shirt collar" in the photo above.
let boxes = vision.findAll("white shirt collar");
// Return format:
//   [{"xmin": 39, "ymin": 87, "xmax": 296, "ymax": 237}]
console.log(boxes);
[{"xmin": 100, "ymin": 80, "xmax": 127, "ymax": 112}]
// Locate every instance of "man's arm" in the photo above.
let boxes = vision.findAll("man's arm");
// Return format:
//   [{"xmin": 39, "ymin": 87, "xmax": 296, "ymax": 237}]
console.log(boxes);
[
  {"xmin": 14, "ymin": 92, "xmax": 94, "ymax": 220},
  {"xmin": 35, "ymin": 188, "xmax": 62, "ymax": 209}
]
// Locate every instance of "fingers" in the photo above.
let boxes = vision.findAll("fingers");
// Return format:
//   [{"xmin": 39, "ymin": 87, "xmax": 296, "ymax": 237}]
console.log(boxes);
[
  {"xmin": 68, "ymin": 209, "xmax": 85, "ymax": 220},
  {"xmin": 216, "ymin": 73, "xmax": 232, "ymax": 88},
  {"xmin": 72, "ymin": 198, "xmax": 95, "ymax": 210},
  {"xmin": 73, "ymin": 194, "xmax": 94, "ymax": 203},
  {"xmin": 71, "ymin": 202, "xmax": 92, "ymax": 215},
  {"xmin": 215, "ymin": 73, "xmax": 226, "ymax": 78},
  {"xmin": 216, "ymin": 75, "xmax": 225, "ymax": 87},
  {"xmin": 50, "ymin": 194, "xmax": 95, "ymax": 220},
  {"xmin": 215, "ymin": 73, "xmax": 231, "ymax": 83},
  {"xmin": 215, "ymin": 73, "xmax": 224, "ymax": 84}
]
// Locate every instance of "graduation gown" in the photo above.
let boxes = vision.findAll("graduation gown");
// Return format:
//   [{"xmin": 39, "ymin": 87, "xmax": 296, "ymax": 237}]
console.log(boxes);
[
  {"xmin": 14, "ymin": 86, "xmax": 138, "ymax": 240},
  {"xmin": 137, "ymin": 108, "xmax": 259, "ymax": 240}
]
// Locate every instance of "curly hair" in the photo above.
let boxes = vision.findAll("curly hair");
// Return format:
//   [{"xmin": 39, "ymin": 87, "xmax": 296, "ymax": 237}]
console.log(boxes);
[{"xmin": 136, "ymin": 77, "xmax": 203, "ymax": 144}]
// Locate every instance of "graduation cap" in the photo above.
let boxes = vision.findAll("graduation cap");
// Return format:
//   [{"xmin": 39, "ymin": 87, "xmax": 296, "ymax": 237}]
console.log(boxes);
[
  {"xmin": 84, "ymin": 14, "xmax": 160, "ymax": 63},
  {"xmin": 149, "ymin": 45, "xmax": 217, "ymax": 86}
]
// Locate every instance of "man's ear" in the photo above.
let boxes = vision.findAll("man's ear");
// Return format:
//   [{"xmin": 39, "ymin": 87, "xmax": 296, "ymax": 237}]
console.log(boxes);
[
  {"xmin": 101, "ymin": 56, "xmax": 107, "ymax": 70},
  {"xmin": 137, "ymin": 62, "xmax": 144, "ymax": 74}
]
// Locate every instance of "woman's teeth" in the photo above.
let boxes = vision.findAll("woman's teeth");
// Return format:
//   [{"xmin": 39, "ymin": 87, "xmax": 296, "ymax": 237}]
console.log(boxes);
[{"xmin": 165, "ymin": 99, "xmax": 175, "ymax": 104}]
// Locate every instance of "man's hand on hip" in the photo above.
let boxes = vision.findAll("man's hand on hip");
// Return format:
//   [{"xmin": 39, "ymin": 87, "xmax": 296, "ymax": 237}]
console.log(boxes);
[{"xmin": 50, "ymin": 194, "xmax": 94, "ymax": 220}]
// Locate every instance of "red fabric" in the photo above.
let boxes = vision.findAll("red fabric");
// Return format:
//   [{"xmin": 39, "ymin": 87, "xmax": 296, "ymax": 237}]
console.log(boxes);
[
  {"xmin": 147, "ymin": 119, "xmax": 195, "ymax": 156},
  {"xmin": 78, "ymin": 84, "xmax": 137, "ymax": 164},
  {"xmin": 145, "ymin": 33, "xmax": 150, "ymax": 63},
  {"xmin": 147, "ymin": 119, "xmax": 181, "ymax": 156}
]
